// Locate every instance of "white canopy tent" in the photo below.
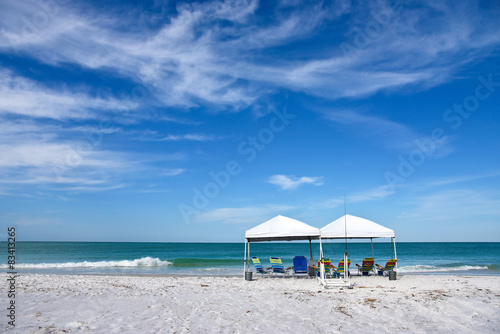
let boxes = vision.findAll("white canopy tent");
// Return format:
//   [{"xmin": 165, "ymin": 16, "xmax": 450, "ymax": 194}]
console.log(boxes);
[
  {"xmin": 319, "ymin": 214, "xmax": 397, "ymax": 287},
  {"xmin": 244, "ymin": 215, "xmax": 321, "ymax": 275},
  {"xmin": 321, "ymin": 214, "xmax": 395, "ymax": 238}
]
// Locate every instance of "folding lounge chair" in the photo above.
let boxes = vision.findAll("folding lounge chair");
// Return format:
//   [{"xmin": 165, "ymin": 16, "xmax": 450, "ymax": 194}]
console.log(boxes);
[
  {"xmin": 375, "ymin": 259, "xmax": 397, "ymax": 276},
  {"xmin": 317, "ymin": 258, "xmax": 333, "ymax": 278},
  {"xmin": 269, "ymin": 257, "xmax": 291, "ymax": 277},
  {"xmin": 251, "ymin": 257, "xmax": 270, "ymax": 277},
  {"xmin": 331, "ymin": 259, "xmax": 351, "ymax": 278},
  {"xmin": 291, "ymin": 256, "xmax": 308, "ymax": 277},
  {"xmin": 356, "ymin": 257, "xmax": 375, "ymax": 276}
]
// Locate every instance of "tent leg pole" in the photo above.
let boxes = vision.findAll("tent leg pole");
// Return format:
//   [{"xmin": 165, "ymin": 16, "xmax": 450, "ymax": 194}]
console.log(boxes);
[
  {"xmin": 319, "ymin": 237, "xmax": 323, "ymax": 259},
  {"xmin": 309, "ymin": 238, "xmax": 313, "ymax": 260},
  {"xmin": 244, "ymin": 239, "xmax": 247, "ymax": 277},
  {"xmin": 393, "ymin": 237, "xmax": 398, "ymax": 278},
  {"xmin": 371, "ymin": 238, "xmax": 374, "ymax": 259},
  {"xmin": 319, "ymin": 237, "xmax": 324, "ymax": 284},
  {"xmin": 344, "ymin": 251, "xmax": 349, "ymax": 285},
  {"xmin": 371, "ymin": 238, "xmax": 374, "ymax": 274}
]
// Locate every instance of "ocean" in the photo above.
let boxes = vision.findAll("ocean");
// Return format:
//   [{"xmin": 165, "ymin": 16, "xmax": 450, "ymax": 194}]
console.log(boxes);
[{"xmin": 1, "ymin": 242, "xmax": 499, "ymax": 276}]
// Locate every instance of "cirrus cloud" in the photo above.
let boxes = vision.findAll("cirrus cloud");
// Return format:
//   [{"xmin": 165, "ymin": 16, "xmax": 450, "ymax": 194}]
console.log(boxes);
[{"xmin": 268, "ymin": 174, "xmax": 324, "ymax": 191}]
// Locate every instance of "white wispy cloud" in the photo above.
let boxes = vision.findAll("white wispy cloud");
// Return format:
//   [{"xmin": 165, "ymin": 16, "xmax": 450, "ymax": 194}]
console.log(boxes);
[
  {"xmin": 316, "ymin": 198, "xmax": 344, "ymax": 209},
  {"xmin": 348, "ymin": 185, "xmax": 396, "ymax": 203},
  {"xmin": 317, "ymin": 172, "xmax": 500, "ymax": 209},
  {"xmin": 161, "ymin": 168, "xmax": 186, "ymax": 176},
  {"xmin": 423, "ymin": 171, "xmax": 500, "ymax": 188},
  {"xmin": 0, "ymin": 0, "xmax": 498, "ymax": 196},
  {"xmin": 324, "ymin": 110, "xmax": 418, "ymax": 151},
  {"xmin": 324, "ymin": 109, "xmax": 455, "ymax": 156},
  {"xmin": 0, "ymin": 117, "xmax": 184, "ymax": 193},
  {"xmin": 398, "ymin": 189, "xmax": 500, "ymax": 222},
  {"xmin": 12, "ymin": 217, "xmax": 61, "ymax": 227},
  {"xmin": 193, "ymin": 204, "xmax": 297, "ymax": 224},
  {"xmin": 317, "ymin": 185, "xmax": 395, "ymax": 209},
  {"xmin": 0, "ymin": 141, "xmax": 130, "ymax": 185},
  {"xmin": 160, "ymin": 134, "xmax": 219, "ymax": 142},
  {"xmin": 2, "ymin": 0, "xmax": 495, "ymax": 109},
  {"xmin": 130, "ymin": 129, "xmax": 221, "ymax": 142},
  {"xmin": 0, "ymin": 69, "xmax": 138, "ymax": 120},
  {"xmin": 268, "ymin": 174, "xmax": 324, "ymax": 191},
  {"xmin": 62, "ymin": 184, "xmax": 127, "ymax": 193},
  {"xmin": 130, "ymin": 128, "xmax": 221, "ymax": 142}
]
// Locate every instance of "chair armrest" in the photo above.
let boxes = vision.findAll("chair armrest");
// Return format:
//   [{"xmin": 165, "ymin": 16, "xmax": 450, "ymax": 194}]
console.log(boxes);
[
  {"xmin": 355, "ymin": 264, "xmax": 361, "ymax": 268},
  {"xmin": 375, "ymin": 264, "xmax": 383, "ymax": 269}
]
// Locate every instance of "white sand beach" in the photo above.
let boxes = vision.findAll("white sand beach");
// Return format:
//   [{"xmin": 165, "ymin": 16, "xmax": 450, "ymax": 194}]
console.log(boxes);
[{"xmin": 2, "ymin": 274, "xmax": 499, "ymax": 333}]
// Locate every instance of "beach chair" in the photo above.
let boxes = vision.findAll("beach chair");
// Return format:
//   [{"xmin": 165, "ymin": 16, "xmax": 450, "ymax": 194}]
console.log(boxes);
[
  {"xmin": 375, "ymin": 259, "xmax": 397, "ymax": 276},
  {"xmin": 269, "ymin": 257, "xmax": 291, "ymax": 277},
  {"xmin": 317, "ymin": 258, "xmax": 333, "ymax": 278},
  {"xmin": 251, "ymin": 257, "xmax": 270, "ymax": 277},
  {"xmin": 331, "ymin": 259, "xmax": 351, "ymax": 278},
  {"xmin": 356, "ymin": 257, "xmax": 375, "ymax": 276},
  {"xmin": 291, "ymin": 256, "xmax": 308, "ymax": 277}
]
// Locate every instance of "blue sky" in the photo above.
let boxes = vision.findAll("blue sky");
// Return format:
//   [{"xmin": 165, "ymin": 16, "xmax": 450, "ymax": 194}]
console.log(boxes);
[{"xmin": 0, "ymin": 0, "xmax": 499, "ymax": 242}]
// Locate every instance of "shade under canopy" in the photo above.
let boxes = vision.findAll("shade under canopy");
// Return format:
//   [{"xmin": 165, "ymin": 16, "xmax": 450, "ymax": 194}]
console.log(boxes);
[
  {"xmin": 320, "ymin": 214, "xmax": 395, "ymax": 239},
  {"xmin": 245, "ymin": 215, "xmax": 320, "ymax": 242}
]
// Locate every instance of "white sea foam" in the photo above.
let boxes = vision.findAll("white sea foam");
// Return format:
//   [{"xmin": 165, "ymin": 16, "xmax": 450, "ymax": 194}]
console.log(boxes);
[
  {"xmin": 0, "ymin": 257, "xmax": 171, "ymax": 269},
  {"xmin": 398, "ymin": 265, "xmax": 488, "ymax": 273},
  {"xmin": 194, "ymin": 267, "xmax": 233, "ymax": 272}
]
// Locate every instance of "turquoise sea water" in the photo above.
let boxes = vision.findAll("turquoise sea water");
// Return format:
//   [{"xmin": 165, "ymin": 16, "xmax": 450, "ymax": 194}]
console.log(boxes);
[{"xmin": 1, "ymin": 242, "xmax": 499, "ymax": 276}]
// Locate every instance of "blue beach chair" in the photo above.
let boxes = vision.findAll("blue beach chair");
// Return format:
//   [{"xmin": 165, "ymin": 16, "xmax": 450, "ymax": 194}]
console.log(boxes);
[{"xmin": 291, "ymin": 256, "xmax": 308, "ymax": 277}]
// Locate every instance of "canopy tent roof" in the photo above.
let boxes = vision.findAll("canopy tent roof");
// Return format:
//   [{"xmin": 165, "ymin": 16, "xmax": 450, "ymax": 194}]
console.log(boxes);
[
  {"xmin": 245, "ymin": 215, "xmax": 320, "ymax": 242},
  {"xmin": 320, "ymin": 214, "xmax": 395, "ymax": 239}
]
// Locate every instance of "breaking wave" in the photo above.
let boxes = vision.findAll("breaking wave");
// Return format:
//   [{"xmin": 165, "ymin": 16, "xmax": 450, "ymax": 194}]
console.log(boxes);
[
  {"xmin": 398, "ymin": 265, "xmax": 490, "ymax": 273},
  {"xmin": 0, "ymin": 257, "xmax": 171, "ymax": 269}
]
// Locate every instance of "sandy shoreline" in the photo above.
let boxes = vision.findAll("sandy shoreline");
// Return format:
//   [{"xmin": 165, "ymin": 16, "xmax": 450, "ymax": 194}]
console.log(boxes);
[{"xmin": 2, "ymin": 274, "xmax": 499, "ymax": 333}]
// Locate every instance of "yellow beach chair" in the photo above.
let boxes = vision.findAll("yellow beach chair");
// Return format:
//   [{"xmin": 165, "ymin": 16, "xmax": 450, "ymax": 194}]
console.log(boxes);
[
  {"xmin": 269, "ymin": 257, "xmax": 291, "ymax": 277},
  {"xmin": 251, "ymin": 257, "xmax": 270, "ymax": 277}
]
